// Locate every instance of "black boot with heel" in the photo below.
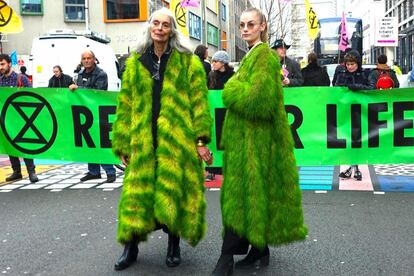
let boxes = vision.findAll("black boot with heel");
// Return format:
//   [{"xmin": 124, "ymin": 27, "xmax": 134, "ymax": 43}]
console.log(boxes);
[
  {"xmin": 235, "ymin": 245, "xmax": 269, "ymax": 269},
  {"xmin": 114, "ymin": 238, "xmax": 139, "ymax": 271},
  {"xmin": 166, "ymin": 234, "xmax": 181, "ymax": 267},
  {"xmin": 353, "ymin": 165, "xmax": 362, "ymax": 181},
  {"xmin": 339, "ymin": 166, "xmax": 353, "ymax": 179},
  {"xmin": 212, "ymin": 254, "xmax": 234, "ymax": 276}
]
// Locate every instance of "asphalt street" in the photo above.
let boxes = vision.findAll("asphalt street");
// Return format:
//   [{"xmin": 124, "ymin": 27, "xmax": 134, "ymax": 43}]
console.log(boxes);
[{"xmin": 0, "ymin": 189, "xmax": 413, "ymax": 276}]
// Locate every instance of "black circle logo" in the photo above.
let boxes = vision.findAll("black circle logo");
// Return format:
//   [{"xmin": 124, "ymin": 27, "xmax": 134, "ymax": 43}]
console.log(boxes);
[
  {"xmin": 0, "ymin": 1, "xmax": 13, "ymax": 28},
  {"xmin": 175, "ymin": 3, "xmax": 187, "ymax": 28},
  {"xmin": 0, "ymin": 91, "xmax": 58, "ymax": 154}
]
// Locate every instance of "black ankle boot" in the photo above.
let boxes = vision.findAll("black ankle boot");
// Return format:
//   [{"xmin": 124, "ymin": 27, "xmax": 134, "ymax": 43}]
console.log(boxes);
[
  {"xmin": 353, "ymin": 165, "xmax": 362, "ymax": 181},
  {"xmin": 339, "ymin": 166, "xmax": 353, "ymax": 179},
  {"xmin": 5, "ymin": 171, "xmax": 22, "ymax": 182},
  {"xmin": 235, "ymin": 245, "xmax": 269, "ymax": 269},
  {"xmin": 166, "ymin": 234, "xmax": 181, "ymax": 267},
  {"xmin": 212, "ymin": 254, "xmax": 234, "ymax": 276},
  {"xmin": 114, "ymin": 240, "xmax": 139, "ymax": 271},
  {"xmin": 28, "ymin": 171, "xmax": 39, "ymax": 183}
]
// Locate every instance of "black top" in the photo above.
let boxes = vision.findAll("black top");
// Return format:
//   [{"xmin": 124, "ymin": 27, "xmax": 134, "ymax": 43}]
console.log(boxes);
[
  {"xmin": 334, "ymin": 67, "xmax": 371, "ymax": 91},
  {"xmin": 139, "ymin": 45, "xmax": 172, "ymax": 150},
  {"xmin": 208, "ymin": 68, "xmax": 235, "ymax": 90},
  {"xmin": 75, "ymin": 65, "xmax": 108, "ymax": 90},
  {"xmin": 48, "ymin": 73, "xmax": 74, "ymax": 88},
  {"xmin": 301, "ymin": 63, "xmax": 330, "ymax": 87}
]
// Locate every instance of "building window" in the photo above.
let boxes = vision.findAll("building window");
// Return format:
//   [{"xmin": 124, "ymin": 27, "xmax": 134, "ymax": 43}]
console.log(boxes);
[
  {"xmin": 207, "ymin": 23, "xmax": 218, "ymax": 47},
  {"xmin": 206, "ymin": 0, "xmax": 217, "ymax": 14},
  {"xmin": 189, "ymin": 12, "xmax": 201, "ymax": 40},
  {"xmin": 221, "ymin": 31, "xmax": 227, "ymax": 50},
  {"xmin": 65, "ymin": 0, "xmax": 85, "ymax": 22},
  {"xmin": 20, "ymin": 0, "xmax": 43, "ymax": 15},
  {"xmin": 221, "ymin": 3, "xmax": 226, "ymax": 21},
  {"xmin": 104, "ymin": 0, "xmax": 148, "ymax": 22}
]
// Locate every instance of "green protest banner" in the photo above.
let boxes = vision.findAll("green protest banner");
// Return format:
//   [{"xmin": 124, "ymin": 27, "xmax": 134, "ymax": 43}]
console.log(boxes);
[
  {"xmin": 0, "ymin": 87, "xmax": 119, "ymax": 164},
  {"xmin": 0, "ymin": 87, "xmax": 413, "ymax": 165}
]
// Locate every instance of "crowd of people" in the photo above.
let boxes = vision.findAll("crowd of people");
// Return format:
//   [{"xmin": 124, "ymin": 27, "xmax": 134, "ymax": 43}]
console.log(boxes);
[{"xmin": 0, "ymin": 5, "xmax": 412, "ymax": 276}]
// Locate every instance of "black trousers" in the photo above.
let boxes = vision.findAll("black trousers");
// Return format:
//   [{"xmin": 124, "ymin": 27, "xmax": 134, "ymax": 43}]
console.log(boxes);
[
  {"xmin": 8, "ymin": 156, "xmax": 35, "ymax": 173},
  {"xmin": 221, "ymin": 229, "xmax": 250, "ymax": 255}
]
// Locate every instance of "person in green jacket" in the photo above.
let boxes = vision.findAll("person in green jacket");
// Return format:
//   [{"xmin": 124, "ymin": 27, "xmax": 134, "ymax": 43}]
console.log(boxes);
[
  {"xmin": 212, "ymin": 7, "xmax": 308, "ymax": 276},
  {"xmin": 111, "ymin": 8, "xmax": 212, "ymax": 271}
]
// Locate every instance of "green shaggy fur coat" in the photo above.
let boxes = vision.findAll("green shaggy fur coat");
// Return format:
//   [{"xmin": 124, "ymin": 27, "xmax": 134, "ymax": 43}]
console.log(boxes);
[
  {"xmin": 112, "ymin": 49, "xmax": 212, "ymax": 246},
  {"xmin": 221, "ymin": 43, "xmax": 308, "ymax": 248}
]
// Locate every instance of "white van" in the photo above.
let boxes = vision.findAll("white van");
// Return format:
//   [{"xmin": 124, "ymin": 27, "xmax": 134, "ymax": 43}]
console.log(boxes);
[{"xmin": 30, "ymin": 29, "xmax": 121, "ymax": 91}]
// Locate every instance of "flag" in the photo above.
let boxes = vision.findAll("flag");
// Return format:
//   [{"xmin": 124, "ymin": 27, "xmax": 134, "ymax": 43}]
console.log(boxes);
[
  {"xmin": 170, "ymin": 0, "xmax": 189, "ymax": 37},
  {"xmin": 339, "ymin": 12, "xmax": 349, "ymax": 51},
  {"xmin": 0, "ymin": 0, "xmax": 24, "ymax": 33},
  {"xmin": 304, "ymin": 0, "xmax": 319, "ymax": 40},
  {"xmin": 180, "ymin": 0, "xmax": 200, "ymax": 8},
  {"xmin": 10, "ymin": 51, "xmax": 17, "ymax": 66}
]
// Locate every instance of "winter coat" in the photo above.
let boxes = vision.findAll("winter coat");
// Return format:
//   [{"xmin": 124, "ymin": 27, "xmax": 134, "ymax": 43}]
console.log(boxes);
[
  {"xmin": 75, "ymin": 65, "xmax": 108, "ymax": 90},
  {"xmin": 220, "ymin": 43, "xmax": 307, "ymax": 249},
  {"xmin": 48, "ymin": 73, "xmax": 74, "ymax": 88},
  {"xmin": 301, "ymin": 62, "xmax": 330, "ymax": 86},
  {"xmin": 367, "ymin": 64, "xmax": 399, "ymax": 89},
  {"xmin": 280, "ymin": 56, "xmax": 304, "ymax": 87},
  {"xmin": 112, "ymin": 50, "xmax": 212, "ymax": 246},
  {"xmin": 333, "ymin": 50, "xmax": 371, "ymax": 91}
]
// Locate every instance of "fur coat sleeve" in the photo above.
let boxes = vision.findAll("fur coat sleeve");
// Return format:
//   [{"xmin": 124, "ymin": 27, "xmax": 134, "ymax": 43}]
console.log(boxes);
[
  {"xmin": 111, "ymin": 55, "xmax": 137, "ymax": 158},
  {"xmin": 222, "ymin": 44, "xmax": 281, "ymax": 121},
  {"xmin": 188, "ymin": 55, "xmax": 212, "ymax": 142}
]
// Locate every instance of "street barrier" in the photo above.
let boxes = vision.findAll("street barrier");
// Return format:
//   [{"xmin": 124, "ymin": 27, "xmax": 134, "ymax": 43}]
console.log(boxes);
[{"xmin": 0, "ymin": 87, "xmax": 413, "ymax": 166}]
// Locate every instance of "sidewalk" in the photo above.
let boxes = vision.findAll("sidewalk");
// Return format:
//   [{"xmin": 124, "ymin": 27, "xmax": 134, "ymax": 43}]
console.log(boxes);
[{"xmin": 1, "ymin": 156, "xmax": 414, "ymax": 193}]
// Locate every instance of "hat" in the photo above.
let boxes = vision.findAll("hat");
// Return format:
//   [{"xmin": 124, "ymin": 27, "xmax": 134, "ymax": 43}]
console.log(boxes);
[
  {"xmin": 271, "ymin": 39, "xmax": 291, "ymax": 50},
  {"xmin": 212, "ymin": 51, "xmax": 230, "ymax": 64}
]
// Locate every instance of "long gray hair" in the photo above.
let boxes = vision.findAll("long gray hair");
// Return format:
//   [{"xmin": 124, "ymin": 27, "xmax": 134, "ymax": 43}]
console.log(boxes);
[{"xmin": 136, "ymin": 8, "xmax": 193, "ymax": 54}]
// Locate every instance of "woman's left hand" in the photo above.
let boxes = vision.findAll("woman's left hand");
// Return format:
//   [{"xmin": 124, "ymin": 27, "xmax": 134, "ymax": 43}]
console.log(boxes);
[{"xmin": 197, "ymin": 146, "xmax": 213, "ymax": 165}]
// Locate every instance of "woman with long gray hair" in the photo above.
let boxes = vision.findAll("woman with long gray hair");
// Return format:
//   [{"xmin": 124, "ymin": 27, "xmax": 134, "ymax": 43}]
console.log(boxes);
[{"xmin": 112, "ymin": 7, "xmax": 212, "ymax": 271}]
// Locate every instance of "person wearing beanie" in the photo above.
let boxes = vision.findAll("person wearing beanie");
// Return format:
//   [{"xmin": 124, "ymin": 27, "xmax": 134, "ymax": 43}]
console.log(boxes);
[
  {"xmin": 208, "ymin": 51, "xmax": 234, "ymax": 90},
  {"xmin": 206, "ymin": 51, "xmax": 235, "ymax": 182}
]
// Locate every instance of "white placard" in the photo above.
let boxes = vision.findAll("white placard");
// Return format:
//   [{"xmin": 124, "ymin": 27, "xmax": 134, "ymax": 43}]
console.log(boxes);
[{"xmin": 375, "ymin": 17, "xmax": 398, "ymax": 47}]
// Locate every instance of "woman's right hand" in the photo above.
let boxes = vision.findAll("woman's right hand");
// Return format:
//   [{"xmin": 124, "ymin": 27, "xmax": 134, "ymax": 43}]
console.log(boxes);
[{"xmin": 120, "ymin": 156, "xmax": 129, "ymax": 167}]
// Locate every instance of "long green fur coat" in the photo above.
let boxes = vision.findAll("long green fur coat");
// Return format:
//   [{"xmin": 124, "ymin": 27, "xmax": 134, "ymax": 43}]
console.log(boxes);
[
  {"xmin": 221, "ymin": 43, "xmax": 307, "ymax": 248},
  {"xmin": 112, "ymin": 49, "xmax": 212, "ymax": 246}
]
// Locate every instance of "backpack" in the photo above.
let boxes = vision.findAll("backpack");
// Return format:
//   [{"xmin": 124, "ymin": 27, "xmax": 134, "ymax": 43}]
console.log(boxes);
[{"xmin": 375, "ymin": 70, "xmax": 394, "ymax": 89}]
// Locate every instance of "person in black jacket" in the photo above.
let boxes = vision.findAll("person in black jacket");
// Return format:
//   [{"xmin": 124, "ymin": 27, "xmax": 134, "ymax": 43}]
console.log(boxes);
[
  {"xmin": 69, "ymin": 50, "xmax": 116, "ymax": 183},
  {"xmin": 271, "ymin": 39, "xmax": 303, "ymax": 87},
  {"xmin": 301, "ymin": 52, "xmax": 330, "ymax": 86},
  {"xmin": 194, "ymin": 44, "xmax": 211, "ymax": 80},
  {"xmin": 334, "ymin": 50, "xmax": 371, "ymax": 91},
  {"xmin": 48, "ymin": 65, "xmax": 74, "ymax": 88},
  {"xmin": 334, "ymin": 50, "xmax": 372, "ymax": 181},
  {"xmin": 208, "ymin": 50, "xmax": 234, "ymax": 90}
]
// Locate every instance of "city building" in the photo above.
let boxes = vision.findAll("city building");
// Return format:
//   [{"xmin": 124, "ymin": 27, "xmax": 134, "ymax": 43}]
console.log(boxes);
[
  {"xmin": 290, "ymin": 0, "xmax": 339, "ymax": 63},
  {"xmin": 384, "ymin": 0, "xmax": 414, "ymax": 73},
  {"xmin": 347, "ymin": 0, "xmax": 385, "ymax": 64},
  {"xmin": 3, "ymin": 0, "xmax": 250, "ymax": 72}
]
